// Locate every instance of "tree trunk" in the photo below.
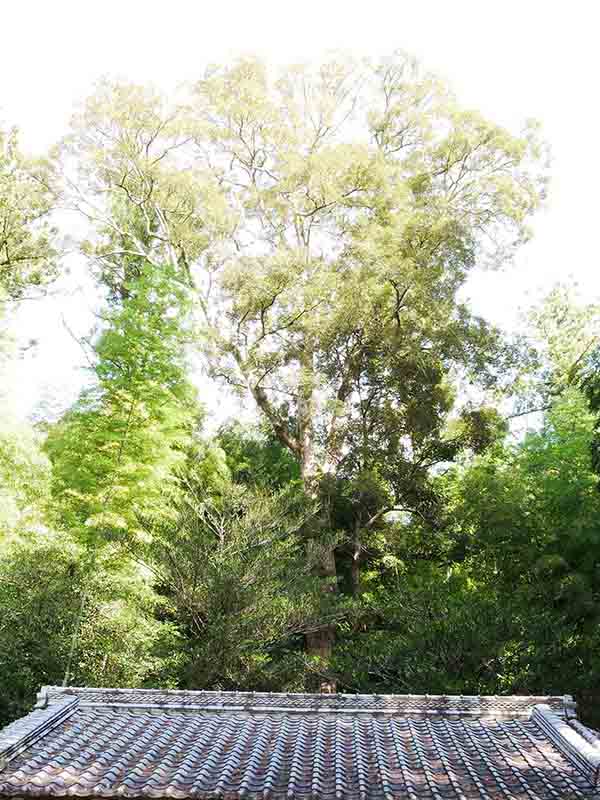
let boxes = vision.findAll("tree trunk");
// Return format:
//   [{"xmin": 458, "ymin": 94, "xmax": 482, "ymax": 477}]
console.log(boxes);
[
  {"xmin": 351, "ymin": 519, "xmax": 361, "ymax": 598},
  {"xmin": 297, "ymin": 345, "xmax": 337, "ymax": 692}
]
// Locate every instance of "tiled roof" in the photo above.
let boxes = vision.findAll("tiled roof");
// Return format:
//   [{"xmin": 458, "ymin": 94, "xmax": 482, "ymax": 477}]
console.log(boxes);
[{"xmin": 0, "ymin": 686, "xmax": 598, "ymax": 799}]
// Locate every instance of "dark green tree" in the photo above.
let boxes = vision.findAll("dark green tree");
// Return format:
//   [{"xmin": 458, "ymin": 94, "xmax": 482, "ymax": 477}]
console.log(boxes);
[{"xmin": 0, "ymin": 535, "xmax": 178, "ymax": 727}]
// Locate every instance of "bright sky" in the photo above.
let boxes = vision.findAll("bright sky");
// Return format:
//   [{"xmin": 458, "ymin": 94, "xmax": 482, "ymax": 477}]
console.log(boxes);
[{"xmin": 1, "ymin": 0, "xmax": 599, "ymax": 423}]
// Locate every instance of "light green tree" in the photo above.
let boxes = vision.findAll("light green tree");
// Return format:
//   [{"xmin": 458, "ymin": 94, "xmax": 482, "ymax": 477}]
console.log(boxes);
[
  {"xmin": 45, "ymin": 262, "xmax": 201, "ymax": 546},
  {"xmin": 0, "ymin": 412, "xmax": 51, "ymax": 542}
]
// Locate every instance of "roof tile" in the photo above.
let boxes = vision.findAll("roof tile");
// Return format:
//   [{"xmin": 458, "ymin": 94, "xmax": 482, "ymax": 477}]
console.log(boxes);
[{"xmin": 0, "ymin": 688, "xmax": 597, "ymax": 799}]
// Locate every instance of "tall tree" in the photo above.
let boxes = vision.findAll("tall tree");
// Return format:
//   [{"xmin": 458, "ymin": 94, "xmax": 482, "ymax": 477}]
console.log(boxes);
[
  {"xmin": 45, "ymin": 261, "xmax": 200, "ymax": 546},
  {"xmin": 62, "ymin": 54, "xmax": 546, "ymax": 678}
]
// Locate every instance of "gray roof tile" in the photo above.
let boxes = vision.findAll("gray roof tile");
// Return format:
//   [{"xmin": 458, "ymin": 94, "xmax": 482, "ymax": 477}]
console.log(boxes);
[{"xmin": 0, "ymin": 687, "xmax": 598, "ymax": 799}]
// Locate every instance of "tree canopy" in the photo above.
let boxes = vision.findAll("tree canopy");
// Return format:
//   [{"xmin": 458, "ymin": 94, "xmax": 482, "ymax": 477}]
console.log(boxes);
[
  {"xmin": 0, "ymin": 125, "xmax": 57, "ymax": 301},
  {"xmin": 54, "ymin": 54, "xmax": 547, "ymax": 676}
]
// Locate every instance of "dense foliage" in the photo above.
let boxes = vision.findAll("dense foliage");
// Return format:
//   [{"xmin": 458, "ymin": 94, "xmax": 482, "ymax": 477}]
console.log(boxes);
[
  {"xmin": 0, "ymin": 126, "xmax": 57, "ymax": 301},
  {"xmin": 2, "ymin": 54, "xmax": 600, "ymax": 730}
]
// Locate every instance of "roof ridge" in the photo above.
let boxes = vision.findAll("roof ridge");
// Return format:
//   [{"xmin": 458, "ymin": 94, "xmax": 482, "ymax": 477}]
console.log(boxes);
[
  {"xmin": 72, "ymin": 702, "xmax": 540, "ymax": 717},
  {"xmin": 0, "ymin": 695, "xmax": 78, "ymax": 771},
  {"xmin": 37, "ymin": 686, "xmax": 575, "ymax": 718},
  {"xmin": 42, "ymin": 685, "xmax": 573, "ymax": 702},
  {"xmin": 532, "ymin": 704, "xmax": 600, "ymax": 787}
]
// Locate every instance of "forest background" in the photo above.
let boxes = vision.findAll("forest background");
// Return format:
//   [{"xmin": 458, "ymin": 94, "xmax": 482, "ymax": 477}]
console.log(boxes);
[{"xmin": 2, "ymin": 3, "xmax": 600, "ymax": 728}]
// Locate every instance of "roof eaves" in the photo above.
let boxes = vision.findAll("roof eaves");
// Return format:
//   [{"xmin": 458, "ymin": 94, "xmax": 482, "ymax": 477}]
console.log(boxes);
[
  {"xmin": 532, "ymin": 704, "xmax": 600, "ymax": 787},
  {"xmin": 0, "ymin": 695, "xmax": 78, "ymax": 772}
]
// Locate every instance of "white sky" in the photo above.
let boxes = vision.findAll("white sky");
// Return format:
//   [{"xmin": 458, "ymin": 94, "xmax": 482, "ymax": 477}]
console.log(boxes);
[{"xmin": 1, "ymin": 0, "xmax": 599, "ymax": 423}]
